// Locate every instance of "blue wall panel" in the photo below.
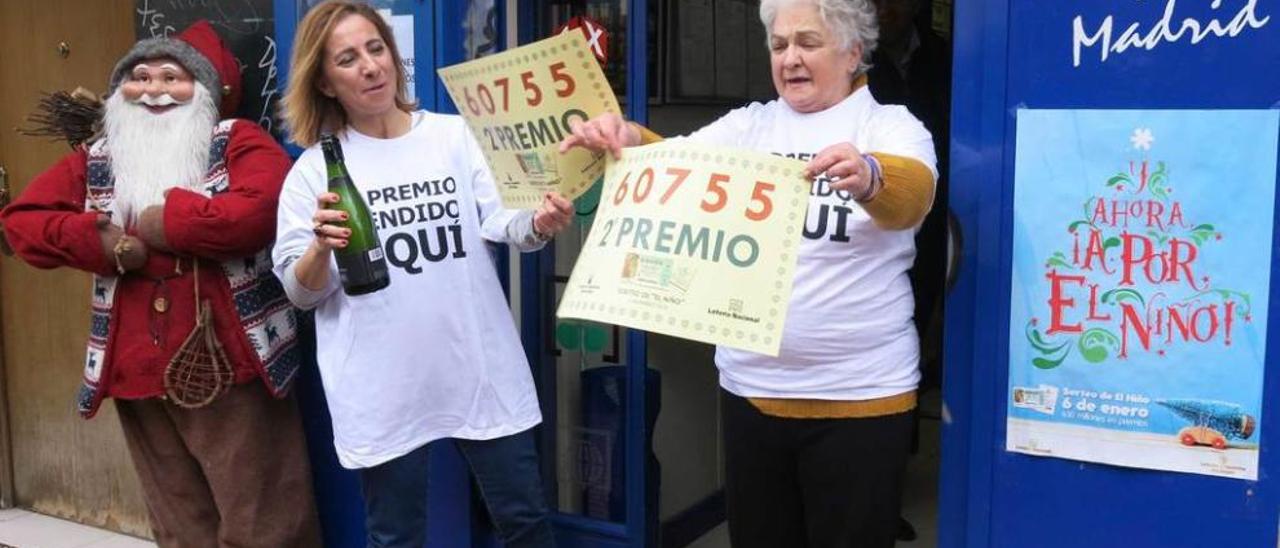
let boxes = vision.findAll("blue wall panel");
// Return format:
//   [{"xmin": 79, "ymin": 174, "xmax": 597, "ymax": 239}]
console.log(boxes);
[{"xmin": 944, "ymin": 1, "xmax": 1280, "ymax": 546}]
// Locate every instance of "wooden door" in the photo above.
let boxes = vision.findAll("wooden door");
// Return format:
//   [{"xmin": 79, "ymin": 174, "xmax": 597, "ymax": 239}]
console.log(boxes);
[{"xmin": 0, "ymin": 0, "xmax": 150, "ymax": 536}]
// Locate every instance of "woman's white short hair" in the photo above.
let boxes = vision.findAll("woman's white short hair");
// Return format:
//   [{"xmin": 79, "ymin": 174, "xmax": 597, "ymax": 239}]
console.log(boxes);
[{"xmin": 759, "ymin": 0, "xmax": 879, "ymax": 76}]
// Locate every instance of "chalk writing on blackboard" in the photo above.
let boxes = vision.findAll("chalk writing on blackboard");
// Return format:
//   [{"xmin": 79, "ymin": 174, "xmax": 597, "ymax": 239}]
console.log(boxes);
[
  {"xmin": 256, "ymin": 36, "xmax": 279, "ymax": 133},
  {"xmin": 133, "ymin": 0, "xmax": 280, "ymax": 137},
  {"xmin": 137, "ymin": 0, "xmax": 177, "ymax": 38}
]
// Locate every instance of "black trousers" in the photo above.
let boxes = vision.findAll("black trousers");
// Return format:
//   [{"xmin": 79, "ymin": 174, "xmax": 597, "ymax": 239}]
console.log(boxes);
[{"xmin": 721, "ymin": 389, "xmax": 914, "ymax": 548}]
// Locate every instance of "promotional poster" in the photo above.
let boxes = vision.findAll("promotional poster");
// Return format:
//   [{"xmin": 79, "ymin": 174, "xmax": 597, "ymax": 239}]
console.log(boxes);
[{"xmin": 1007, "ymin": 109, "xmax": 1279, "ymax": 480}]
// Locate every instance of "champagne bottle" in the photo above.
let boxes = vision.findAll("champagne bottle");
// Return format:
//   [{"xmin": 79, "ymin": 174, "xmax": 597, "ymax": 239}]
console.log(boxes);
[{"xmin": 321, "ymin": 135, "xmax": 390, "ymax": 295}]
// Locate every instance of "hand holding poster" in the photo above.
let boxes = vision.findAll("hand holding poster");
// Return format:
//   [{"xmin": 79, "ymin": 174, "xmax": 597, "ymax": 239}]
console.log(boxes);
[
  {"xmin": 1007, "ymin": 109, "xmax": 1279, "ymax": 480},
  {"xmin": 437, "ymin": 32, "xmax": 621, "ymax": 208},
  {"xmin": 558, "ymin": 141, "xmax": 808, "ymax": 356}
]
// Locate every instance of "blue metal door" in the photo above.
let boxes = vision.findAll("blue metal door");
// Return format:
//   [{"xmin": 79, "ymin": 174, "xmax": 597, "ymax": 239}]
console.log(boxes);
[{"xmin": 941, "ymin": 1, "xmax": 1280, "ymax": 546}]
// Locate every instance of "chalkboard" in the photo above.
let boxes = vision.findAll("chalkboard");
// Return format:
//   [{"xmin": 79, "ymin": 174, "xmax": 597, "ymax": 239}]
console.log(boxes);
[{"xmin": 133, "ymin": 0, "xmax": 281, "ymax": 137}]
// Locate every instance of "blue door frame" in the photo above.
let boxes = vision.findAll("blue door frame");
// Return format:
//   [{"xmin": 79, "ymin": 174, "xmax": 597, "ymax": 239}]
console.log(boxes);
[
  {"xmin": 517, "ymin": 2, "xmax": 651, "ymax": 547},
  {"xmin": 941, "ymin": 1, "xmax": 1280, "ymax": 547},
  {"xmin": 275, "ymin": 1, "xmax": 653, "ymax": 546}
]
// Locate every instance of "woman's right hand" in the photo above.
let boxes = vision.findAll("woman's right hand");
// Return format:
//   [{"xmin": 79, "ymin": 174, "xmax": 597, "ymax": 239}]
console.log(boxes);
[
  {"xmin": 558, "ymin": 113, "xmax": 640, "ymax": 159},
  {"xmin": 311, "ymin": 192, "xmax": 350, "ymax": 252}
]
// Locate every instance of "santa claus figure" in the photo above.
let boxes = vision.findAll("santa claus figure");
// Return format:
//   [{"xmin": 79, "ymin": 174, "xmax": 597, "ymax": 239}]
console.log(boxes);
[{"xmin": 0, "ymin": 21, "xmax": 320, "ymax": 547}]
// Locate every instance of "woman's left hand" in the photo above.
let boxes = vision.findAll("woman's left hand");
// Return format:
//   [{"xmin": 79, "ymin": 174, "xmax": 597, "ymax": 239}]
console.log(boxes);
[
  {"xmin": 805, "ymin": 142, "xmax": 873, "ymax": 198},
  {"xmin": 533, "ymin": 192, "xmax": 574, "ymax": 238}
]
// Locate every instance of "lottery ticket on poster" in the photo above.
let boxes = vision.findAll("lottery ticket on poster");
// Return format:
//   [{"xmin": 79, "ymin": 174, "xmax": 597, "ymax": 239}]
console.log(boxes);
[
  {"xmin": 558, "ymin": 141, "xmax": 809, "ymax": 356},
  {"xmin": 438, "ymin": 32, "xmax": 621, "ymax": 209}
]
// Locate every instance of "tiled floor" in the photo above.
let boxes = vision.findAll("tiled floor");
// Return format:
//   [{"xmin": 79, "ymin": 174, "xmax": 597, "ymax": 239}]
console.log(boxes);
[
  {"xmin": 0, "ymin": 391, "xmax": 943, "ymax": 548},
  {"xmin": 0, "ymin": 509, "xmax": 155, "ymax": 548}
]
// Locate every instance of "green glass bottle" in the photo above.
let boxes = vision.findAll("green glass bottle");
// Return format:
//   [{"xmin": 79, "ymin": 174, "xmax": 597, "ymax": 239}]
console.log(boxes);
[{"xmin": 321, "ymin": 134, "xmax": 390, "ymax": 295}]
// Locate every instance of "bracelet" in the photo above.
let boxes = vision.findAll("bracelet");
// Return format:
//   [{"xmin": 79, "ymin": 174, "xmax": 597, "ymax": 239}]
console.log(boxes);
[
  {"xmin": 531, "ymin": 217, "xmax": 551, "ymax": 242},
  {"xmin": 855, "ymin": 153, "xmax": 884, "ymax": 203},
  {"xmin": 112, "ymin": 236, "xmax": 132, "ymax": 275}
]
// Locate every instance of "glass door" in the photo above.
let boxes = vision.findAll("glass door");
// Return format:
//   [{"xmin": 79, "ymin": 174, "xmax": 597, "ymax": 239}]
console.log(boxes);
[{"xmin": 518, "ymin": 1, "xmax": 652, "ymax": 546}]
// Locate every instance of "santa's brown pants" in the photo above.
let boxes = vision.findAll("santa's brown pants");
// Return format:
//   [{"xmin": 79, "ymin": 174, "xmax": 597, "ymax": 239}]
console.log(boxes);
[{"xmin": 115, "ymin": 381, "xmax": 322, "ymax": 548}]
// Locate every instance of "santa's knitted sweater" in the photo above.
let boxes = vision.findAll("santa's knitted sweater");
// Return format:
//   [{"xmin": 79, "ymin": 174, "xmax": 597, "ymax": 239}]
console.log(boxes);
[{"xmin": 0, "ymin": 119, "xmax": 299, "ymax": 417}]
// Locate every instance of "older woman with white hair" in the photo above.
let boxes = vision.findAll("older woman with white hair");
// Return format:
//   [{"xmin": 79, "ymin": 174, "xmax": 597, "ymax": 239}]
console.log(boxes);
[{"xmin": 560, "ymin": 0, "xmax": 937, "ymax": 545}]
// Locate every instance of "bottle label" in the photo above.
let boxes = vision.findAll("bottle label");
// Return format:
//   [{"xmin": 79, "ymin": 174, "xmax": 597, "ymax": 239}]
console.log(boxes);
[{"xmin": 368, "ymin": 247, "xmax": 385, "ymax": 262}]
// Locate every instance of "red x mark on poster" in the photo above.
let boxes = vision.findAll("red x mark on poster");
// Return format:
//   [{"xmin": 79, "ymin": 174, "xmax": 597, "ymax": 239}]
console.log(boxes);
[{"xmin": 555, "ymin": 16, "xmax": 608, "ymax": 63}]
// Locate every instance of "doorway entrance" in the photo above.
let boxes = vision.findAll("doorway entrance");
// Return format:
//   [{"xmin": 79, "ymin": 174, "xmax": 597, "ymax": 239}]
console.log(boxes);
[{"xmin": 520, "ymin": 1, "xmax": 954, "ymax": 546}]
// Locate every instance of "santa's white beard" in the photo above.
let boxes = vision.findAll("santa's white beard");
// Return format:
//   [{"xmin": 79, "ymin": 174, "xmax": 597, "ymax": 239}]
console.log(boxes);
[{"xmin": 103, "ymin": 83, "xmax": 218, "ymax": 227}]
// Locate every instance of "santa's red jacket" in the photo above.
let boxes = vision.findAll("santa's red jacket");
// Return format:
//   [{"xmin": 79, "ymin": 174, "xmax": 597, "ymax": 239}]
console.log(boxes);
[{"xmin": 0, "ymin": 119, "xmax": 300, "ymax": 417}]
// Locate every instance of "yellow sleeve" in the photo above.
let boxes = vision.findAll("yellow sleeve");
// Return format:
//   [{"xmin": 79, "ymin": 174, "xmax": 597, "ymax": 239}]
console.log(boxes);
[
  {"xmin": 629, "ymin": 122, "xmax": 664, "ymax": 145},
  {"xmin": 748, "ymin": 391, "xmax": 917, "ymax": 418},
  {"xmin": 860, "ymin": 153, "xmax": 936, "ymax": 231}
]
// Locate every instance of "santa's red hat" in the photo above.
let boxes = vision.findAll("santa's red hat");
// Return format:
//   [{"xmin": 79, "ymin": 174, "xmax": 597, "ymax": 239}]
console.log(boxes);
[{"xmin": 107, "ymin": 20, "xmax": 241, "ymax": 118}]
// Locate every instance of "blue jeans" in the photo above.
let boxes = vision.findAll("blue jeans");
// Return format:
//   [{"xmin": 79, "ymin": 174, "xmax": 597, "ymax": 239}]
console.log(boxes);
[{"xmin": 358, "ymin": 428, "xmax": 555, "ymax": 548}]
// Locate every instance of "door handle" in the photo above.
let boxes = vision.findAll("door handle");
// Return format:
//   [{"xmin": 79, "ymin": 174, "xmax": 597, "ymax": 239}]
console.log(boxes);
[
  {"xmin": 945, "ymin": 208, "xmax": 961, "ymax": 293},
  {"xmin": 0, "ymin": 165, "xmax": 12, "ymax": 256}
]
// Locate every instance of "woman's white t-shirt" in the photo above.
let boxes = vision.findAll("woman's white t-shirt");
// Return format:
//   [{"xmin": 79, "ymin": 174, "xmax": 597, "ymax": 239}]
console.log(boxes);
[
  {"xmin": 684, "ymin": 87, "xmax": 938, "ymax": 401},
  {"xmin": 274, "ymin": 111, "xmax": 544, "ymax": 468}
]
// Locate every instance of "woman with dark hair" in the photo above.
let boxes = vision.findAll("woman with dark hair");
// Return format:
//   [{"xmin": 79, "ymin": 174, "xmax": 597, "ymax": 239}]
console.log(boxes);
[
  {"xmin": 274, "ymin": 2, "xmax": 571, "ymax": 546},
  {"xmin": 562, "ymin": 0, "xmax": 937, "ymax": 545}
]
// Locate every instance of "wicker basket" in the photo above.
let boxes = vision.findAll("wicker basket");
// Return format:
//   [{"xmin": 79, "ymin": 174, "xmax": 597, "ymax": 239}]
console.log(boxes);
[{"xmin": 162, "ymin": 262, "xmax": 234, "ymax": 408}]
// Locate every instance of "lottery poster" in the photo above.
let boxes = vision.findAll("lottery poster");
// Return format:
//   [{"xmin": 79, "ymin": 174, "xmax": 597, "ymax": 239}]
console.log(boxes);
[
  {"xmin": 1007, "ymin": 109, "xmax": 1279, "ymax": 480},
  {"xmin": 438, "ymin": 32, "xmax": 621, "ymax": 209},
  {"xmin": 558, "ymin": 140, "xmax": 809, "ymax": 357}
]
